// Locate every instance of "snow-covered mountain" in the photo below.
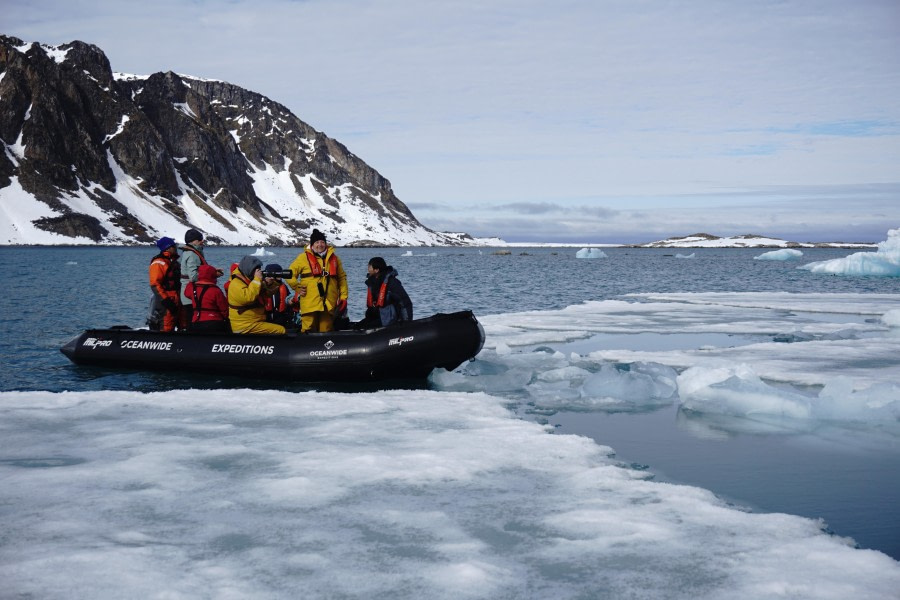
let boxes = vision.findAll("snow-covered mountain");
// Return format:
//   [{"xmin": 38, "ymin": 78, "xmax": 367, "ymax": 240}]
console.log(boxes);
[
  {"xmin": 636, "ymin": 233, "xmax": 875, "ymax": 249},
  {"xmin": 0, "ymin": 36, "xmax": 479, "ymax": 246}
]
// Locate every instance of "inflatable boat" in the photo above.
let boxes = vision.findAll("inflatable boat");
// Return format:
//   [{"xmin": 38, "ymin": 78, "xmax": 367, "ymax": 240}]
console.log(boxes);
[{"xmin": 60, "ymin": 311, "xmax": 484, "ymax": 383}]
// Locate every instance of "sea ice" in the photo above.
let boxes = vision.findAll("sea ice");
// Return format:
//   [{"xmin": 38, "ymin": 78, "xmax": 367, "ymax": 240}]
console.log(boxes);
[
  {"xmin": 464, "ymin": 292, "xmax": 900, "ymax": 417},
  {"xmin": 251, "ymin": 246, "xmax": 275, "ymax": 256},
  {"xmin": 677, "ymin": 363, "xmax": 812, "ymax": 419},
  {"xmin": 2, "ymin": 388, "xmax": 898, "ymax": 599}
]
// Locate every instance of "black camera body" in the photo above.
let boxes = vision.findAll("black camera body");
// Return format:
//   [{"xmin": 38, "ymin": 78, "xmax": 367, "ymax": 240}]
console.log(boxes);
[{"xmin": 262, "ymin": 269, "xmax": 292, "ymax": 279}]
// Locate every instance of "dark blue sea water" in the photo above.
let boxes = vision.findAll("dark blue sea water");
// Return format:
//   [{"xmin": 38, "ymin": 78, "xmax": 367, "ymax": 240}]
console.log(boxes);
[{"xmin": 3, "ymin": 245, "xmax": 900, "ymax": 560}]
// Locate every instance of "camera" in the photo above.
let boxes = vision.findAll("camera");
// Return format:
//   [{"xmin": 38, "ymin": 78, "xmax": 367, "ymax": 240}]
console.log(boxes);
[{"xmin": 262, "ymin": 268, "xmax": 292, "ymax": 279}]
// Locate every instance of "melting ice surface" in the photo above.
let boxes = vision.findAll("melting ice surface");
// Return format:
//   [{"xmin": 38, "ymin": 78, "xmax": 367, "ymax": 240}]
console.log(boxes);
[
  {"xmin": 755, "ymin": 248, "xmax": 803, "ymax": 261},
  {"xmin": 800, "ymin": 227, "xmax": 900, "ymax": 276},
  {"xmin": 3, "ymin": 293, "xmax": 900, "ymax": 598}
]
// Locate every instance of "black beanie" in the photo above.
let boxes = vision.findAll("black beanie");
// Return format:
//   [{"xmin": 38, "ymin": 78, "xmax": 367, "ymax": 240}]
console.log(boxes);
[
  {"xmin": 310, "ymin": 229, "xmax": 326, "ymax": 244},
  {"xmin": 185, "ymin": 228, "xmax": 203, "ymax": 244}
]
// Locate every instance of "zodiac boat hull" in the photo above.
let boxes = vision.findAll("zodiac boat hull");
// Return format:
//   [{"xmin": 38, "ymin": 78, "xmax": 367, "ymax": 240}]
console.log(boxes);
[{"xmin": 60, "ymin": 311, "xmax": 485, "ymax": 382}]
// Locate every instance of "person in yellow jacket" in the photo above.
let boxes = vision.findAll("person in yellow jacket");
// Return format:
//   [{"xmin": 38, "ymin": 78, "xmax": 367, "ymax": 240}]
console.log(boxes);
[
  {"xmin": 287, "ymin": 229, "xmax": 348, "ymax": 332},
  {"xmin": 228, "ymin": 256, "xmax": 285, "ymax": 335}
]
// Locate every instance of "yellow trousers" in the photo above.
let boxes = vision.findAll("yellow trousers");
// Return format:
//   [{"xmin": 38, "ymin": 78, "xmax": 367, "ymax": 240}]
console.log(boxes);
[
  {"xmin": 301, "ymin": 311, "xmax": 334, "ymax": 333},
  {"xmin": 234, "ymin": 320, "xmax": 286, "ymax": 335}
]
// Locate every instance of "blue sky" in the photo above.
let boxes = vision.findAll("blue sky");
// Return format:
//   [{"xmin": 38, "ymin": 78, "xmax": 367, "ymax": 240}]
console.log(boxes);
[{"xmin": 6, "ymin": 0, "xmax": 899, "ymax": 243}]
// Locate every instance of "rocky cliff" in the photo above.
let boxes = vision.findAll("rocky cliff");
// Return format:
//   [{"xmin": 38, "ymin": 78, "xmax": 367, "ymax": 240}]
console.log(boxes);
[{"xmin": 0, "ymin": 36, "xmax": 474, "ymax": 246}]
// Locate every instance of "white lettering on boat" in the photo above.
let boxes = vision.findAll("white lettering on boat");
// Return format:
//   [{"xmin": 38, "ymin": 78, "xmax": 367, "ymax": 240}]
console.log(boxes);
[
  {"xmin": 389, "ymin": 336, "xmax": 414, "ymax": 346},
  {"xmin": 120, "ymin": 340, "xmax": 173, "ymax": 351},
  {"xmin": 309, "ymin": 349, "xmax": 348, "ymax": 358},
  {"xmin": 83, "ymin": 337, "xmax": 112, "ymax": 349},
  {"xmin": 211, "ymin": 344, "xmax": 275, "ymax": 355}
]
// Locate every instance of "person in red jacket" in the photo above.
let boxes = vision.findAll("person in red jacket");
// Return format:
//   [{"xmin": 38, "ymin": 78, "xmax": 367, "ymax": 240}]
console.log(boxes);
[{"xmin": 184, "ymin": 264, "xmax": 229, "ymax": 333}]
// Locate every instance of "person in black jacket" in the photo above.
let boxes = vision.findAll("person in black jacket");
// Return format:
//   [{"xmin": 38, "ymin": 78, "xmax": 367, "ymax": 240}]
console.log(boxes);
[{"xmin": 362, "ymin": 257, "xmax": 413, "ymax": 328}]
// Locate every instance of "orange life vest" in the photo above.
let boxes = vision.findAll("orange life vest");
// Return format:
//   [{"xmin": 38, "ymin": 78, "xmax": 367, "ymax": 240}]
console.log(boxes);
[
  {"xmin": 366, "ymin": 280, "xmax": 389, "ymax": 308},
  {"xmin": 304, "ymin": 250, "xmax": 338, "ymax": 277}
]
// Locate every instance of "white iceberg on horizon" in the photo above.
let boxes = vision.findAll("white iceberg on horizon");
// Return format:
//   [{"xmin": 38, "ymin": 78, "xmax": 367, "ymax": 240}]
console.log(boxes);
[
  {"xmin": 755, "ymin": 249, "xmax": 803, "ymax": 261},
  {"xmin": 576, "ymin": 247, "xmax": 607, "ymax": 259}
]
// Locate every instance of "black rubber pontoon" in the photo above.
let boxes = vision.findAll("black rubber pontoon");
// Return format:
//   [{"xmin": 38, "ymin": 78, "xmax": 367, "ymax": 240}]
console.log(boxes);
[{"xmin": 60, "ymin": 311, "xmax": 485, "ymax": 382}]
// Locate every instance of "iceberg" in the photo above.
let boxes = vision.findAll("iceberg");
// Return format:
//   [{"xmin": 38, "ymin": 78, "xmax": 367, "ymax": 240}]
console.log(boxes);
[
  {"xmin": 755, "ymin": 248, "xmax": 803, "ymax": 261},
  {"xmin": 575, "ymin": 247, "xmax": 607, "ymax": 259},
  {"xmin": 799, "ymin": 228, "xmax": 900, "ymax": 276},
  {"xmin": 251, "ymin": 247, "xmax": 275, "ymax": 257}
]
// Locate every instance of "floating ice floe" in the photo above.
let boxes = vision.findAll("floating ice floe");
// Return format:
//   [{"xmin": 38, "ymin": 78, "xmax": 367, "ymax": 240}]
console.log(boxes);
[
  {"xmin": 755, "ymin": 248, "xmax": 803, "ymax": 261},
  {"xmin": 800, "ymin": 228, "xmax": 900, "ymax": 276},
  {"xmin": 251, "ymin": 247, "xmax": 275, "ymax": 257},
  {"xmin": 436, "ymin": 292, "xmax": 900, "ymax": 421},
  {"xmin": 575, "ymin": 247, "xmax": 607, "ymax": 259}
]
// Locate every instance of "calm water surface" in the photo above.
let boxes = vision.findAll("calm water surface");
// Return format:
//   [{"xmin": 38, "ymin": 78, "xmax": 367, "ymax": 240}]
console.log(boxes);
[{"xmin": 2, "ymin": 245, "xmax": 899, "ymax": 558}]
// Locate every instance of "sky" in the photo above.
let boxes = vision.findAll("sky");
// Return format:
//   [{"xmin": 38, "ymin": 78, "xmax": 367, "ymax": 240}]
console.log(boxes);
[{"xmin": 4, "ymin": 0, "xmax": 900, "ymax": 243}]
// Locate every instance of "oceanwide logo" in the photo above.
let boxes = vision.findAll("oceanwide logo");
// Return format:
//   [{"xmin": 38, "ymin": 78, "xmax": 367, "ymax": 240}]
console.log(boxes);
[{"xmin": 309, "ymin": 339, "xmax": 347, "ymax": 358}]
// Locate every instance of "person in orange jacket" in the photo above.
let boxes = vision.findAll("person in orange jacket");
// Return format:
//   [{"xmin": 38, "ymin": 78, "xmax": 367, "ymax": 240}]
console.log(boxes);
[{"xmin": 148, "ymin": 236, "xmax": 183, "ymax": 332}]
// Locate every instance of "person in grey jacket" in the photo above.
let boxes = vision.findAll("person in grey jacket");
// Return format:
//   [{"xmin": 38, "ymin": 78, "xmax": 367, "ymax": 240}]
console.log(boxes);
[{"xmin": 179, "ymin": 228, "xmax": 222, "ymax": 322}]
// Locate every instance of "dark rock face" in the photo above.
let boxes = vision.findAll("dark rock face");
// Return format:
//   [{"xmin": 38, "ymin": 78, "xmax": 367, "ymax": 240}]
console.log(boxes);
[{"xmin": 0, "ymin": 36, "xmax": 462, "ymax": 246}]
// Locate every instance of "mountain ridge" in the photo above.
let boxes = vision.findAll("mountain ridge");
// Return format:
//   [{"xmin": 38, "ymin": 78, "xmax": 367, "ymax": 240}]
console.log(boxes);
[{"xmin": 0, "ymin": 36, "xmax": 479, "ymax": 246}]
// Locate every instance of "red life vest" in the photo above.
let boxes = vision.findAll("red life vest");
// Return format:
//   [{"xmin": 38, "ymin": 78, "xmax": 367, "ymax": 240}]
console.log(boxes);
[
  {"xmin": 265, "ymin": 283, "xmax": 292, "ymax": 313},
  {"xmin": 181, "ymin": 245, "xmax": 208, "ymax": 265},
  {"xmin": 305, "ymin": 250, "xmax": 338, "ymax": 277},
  {"xmin": 187, "ymin": 283, "xmax": 227, "ymax": 322},
  {"xmin": 366, "ymin": 280, "xmax": 389, "ymax": 308}
]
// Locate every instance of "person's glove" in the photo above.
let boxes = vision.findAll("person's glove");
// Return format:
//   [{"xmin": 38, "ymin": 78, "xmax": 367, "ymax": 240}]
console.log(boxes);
[
  {"xmin": 162, "ymin": 298, "xmax": 178, "ymax": 312},
  {"xmin": 335, "ymin": 299, "xmax": 347, "ymax": 313}
]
